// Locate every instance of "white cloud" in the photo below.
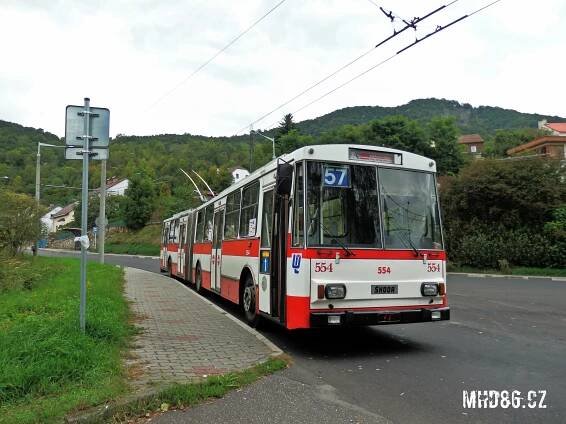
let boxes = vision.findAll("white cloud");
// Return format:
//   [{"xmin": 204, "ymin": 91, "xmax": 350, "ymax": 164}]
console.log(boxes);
[{"xmin": 0, "ymin": 0, "xmax": 565, "ymax": 138}]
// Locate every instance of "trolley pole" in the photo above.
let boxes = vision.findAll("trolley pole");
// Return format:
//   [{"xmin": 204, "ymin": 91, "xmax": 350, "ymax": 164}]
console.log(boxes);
[
  {"xmin": 99, "ymin": 159, "xmax": 106, "ymax": 264},
  {"xmin": 79, "ymin": 97, "xmax": 91, "ymax": 333}
]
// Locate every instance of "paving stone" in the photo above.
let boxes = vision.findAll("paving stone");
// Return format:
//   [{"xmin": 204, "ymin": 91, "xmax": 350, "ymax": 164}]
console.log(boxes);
[{"xmin": 124, "ymin": 268, "xmax": 273, "ymax": 389}]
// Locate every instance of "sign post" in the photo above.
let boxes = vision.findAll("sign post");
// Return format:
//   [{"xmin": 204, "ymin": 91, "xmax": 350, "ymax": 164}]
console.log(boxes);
[{"xmin": 65, "ymin": 98, "xmax": 110, "ymax": 332}]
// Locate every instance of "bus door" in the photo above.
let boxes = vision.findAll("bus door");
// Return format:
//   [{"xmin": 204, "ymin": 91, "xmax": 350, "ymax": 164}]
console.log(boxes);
[
  {"xmin": 211, "ymin": 208, "xmax": 224, "ymax": 292},
  {"xmin": 178, "ymin": 222, "xmax": 186, "ymax": 278},
  {"xmin": 271, "ymin": 162, "xmax": 293, "ymax": 323},
  {"xmin": 259, "ymin": 189, "xmax": 274, "ymax": 314}
]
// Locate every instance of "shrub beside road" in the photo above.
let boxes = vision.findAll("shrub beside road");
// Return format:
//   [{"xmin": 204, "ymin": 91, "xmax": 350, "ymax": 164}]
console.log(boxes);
[
  {"xmin": 0, "ymin": 256, "xmax": 133, "ymax": 424},
  {"xmin": 104, "ymin": 224, "xmax": 161, "ymax": 256}
]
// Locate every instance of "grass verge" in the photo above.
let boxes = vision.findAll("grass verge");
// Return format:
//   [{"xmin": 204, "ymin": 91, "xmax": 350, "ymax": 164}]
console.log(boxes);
[
  {"xmin": 0, "ymin": 256, "xmax": 133, "ymax": 424},
  {"xmin": 111, "ymin": 357, "xmax": 288, "ymax": 422},
  {"xmin": 104, "ymin": 225, "xmax": 161, "ymax": 256},
  {"xmin": 104, "ymin": 242, "xmax": 159, "ymax": 256},
  {"xmin": 447, "ymin": 263, "xmax": 566, "ymax": 277}
]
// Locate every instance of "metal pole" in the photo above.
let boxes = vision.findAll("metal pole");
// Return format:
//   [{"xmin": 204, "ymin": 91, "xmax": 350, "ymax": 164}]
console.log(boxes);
[
  {"xmin": 99, "ymin": 159, "xmax": 106, "ymax": 264},
  {"xmin": 34, "ymin": 144, "xmax": 41, "ymax": 256},
  {"xmin": 79, "ymin": 97, "xmax": 91, "ymax": 333},
  {"xmin": 272, "ymin": 137, "xmax": 276, "ymax": 160}
]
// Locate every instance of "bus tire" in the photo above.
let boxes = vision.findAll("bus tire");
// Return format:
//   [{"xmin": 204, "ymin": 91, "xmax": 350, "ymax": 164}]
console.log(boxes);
[
  {"xmin": 242, "ymin": 274, "xmax": 258, "ymax": 326},
  {"xmin": 195, "ymin": 265, "xmax": 203, "ymax": 293}
]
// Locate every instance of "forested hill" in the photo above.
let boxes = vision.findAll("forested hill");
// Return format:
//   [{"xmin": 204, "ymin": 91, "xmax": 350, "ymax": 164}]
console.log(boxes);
[{"xmin": 294, "ymin": 98, "xmax": 566, "ymax": 136}]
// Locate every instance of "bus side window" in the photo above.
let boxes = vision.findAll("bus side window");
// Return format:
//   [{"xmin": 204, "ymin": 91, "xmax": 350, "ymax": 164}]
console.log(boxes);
[
  {"xmin": 204, "ymin": 205, "xmax": 214, "ymax": 241},
  {"xmin": 195, "ymin": 210, "xmax": 204, "ymax": 242},
  {"xmin": 224, "ymin": 190, "xmax": 241, "ymax": 239},
  {"xmin": 293, "ymin": 162, "xmax": 304, "ymax": 246},
  {"xmin": 239, "ymin": 182, "xmax": 260, "ymax": 237}
]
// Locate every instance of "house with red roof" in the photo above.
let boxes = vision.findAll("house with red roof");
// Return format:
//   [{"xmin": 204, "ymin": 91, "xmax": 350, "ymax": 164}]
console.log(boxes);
[
  {"xmin": 507, "ymin": 136, "xmax": 566, "ymax": 159},
  {"xmin": 458, "ymin": 134, "xmax": 484, "ymax": 155},
  {"xmin": 538, "ymin": 120, "xmax": 566, "ymax": 136}
]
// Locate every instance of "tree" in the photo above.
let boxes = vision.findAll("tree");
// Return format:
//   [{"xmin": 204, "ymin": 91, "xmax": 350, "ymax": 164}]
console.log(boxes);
[
  {"xmin": 483, "ymin": 128, "xmax": 549, "ymax": 157},
  {"xmin": 427, "ymin": 117, "xmax": 465, "ymax": 175},
  {"xmin": 0, "ymin": 191, "xmax": 44, "ymax": 256},
  {"xmin": 277, "ymin": 113, "xmax": 296, "ymax": 138},
  {"xmin": 275, "ymin": 130, "xmax": 314, "ymax": 156},
  {"xmin": 123, "ymin": 175, "xmax": 156, "ymax": 230},
  {"xmin": 362, "ymin": 116, "xmax": 433, "ymax": 157}
]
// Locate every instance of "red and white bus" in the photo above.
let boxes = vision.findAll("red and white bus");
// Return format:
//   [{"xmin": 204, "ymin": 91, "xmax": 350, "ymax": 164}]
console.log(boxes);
[{"xmin": 160, "ymin": 144, "xmax": 449, "ymax": 329}]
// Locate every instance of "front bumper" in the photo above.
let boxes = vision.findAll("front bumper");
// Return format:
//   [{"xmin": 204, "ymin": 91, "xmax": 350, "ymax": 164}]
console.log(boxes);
[{"xmin": 310, "ymin": 307, "xmax": 450, "ymax": 327}]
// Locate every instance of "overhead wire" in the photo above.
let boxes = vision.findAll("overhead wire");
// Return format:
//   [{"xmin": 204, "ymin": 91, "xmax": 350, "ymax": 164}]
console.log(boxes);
[
  {"xmin": 235, "ymin": 0, "xmax": 459, "ymax": 134},
  {"xmin": 261, "ymin": 0, "xmax": 502, "ymax": 131},
  {"xmin": 145, "ymin": 0, "xmax": 288, "ymax": 112}
]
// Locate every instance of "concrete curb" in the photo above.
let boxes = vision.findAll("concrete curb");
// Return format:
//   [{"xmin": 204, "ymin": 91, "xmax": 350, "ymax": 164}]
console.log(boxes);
[
  {"xmin": 39, "ymin": 248, "xmax": 159, "ymax": 260},
  {"xmin": 447, "ymin": 272, "xmax": 566, "ymax": 281},
  {"xmin": 173, "ymin": 278, "xmax": 284, "ymax": 357}
]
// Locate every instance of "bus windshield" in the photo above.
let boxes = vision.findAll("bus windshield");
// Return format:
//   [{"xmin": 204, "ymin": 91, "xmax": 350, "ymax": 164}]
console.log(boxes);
[
  {"xmin": 304, "ymin": 162, "xmax": 443, "ymax": 250},
  {"xmin": 379, "ymin": 168, "xmax": 442, "ymax": 250},
  {"xmin": 306, "ymin": 162, "xmax": 381, "ymax": 248}
]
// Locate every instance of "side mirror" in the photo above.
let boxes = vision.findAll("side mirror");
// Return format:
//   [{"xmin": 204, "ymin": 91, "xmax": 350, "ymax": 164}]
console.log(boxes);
[{"xmin": 276, "ymin": 162, "xmax": 293, "ymax": 196}]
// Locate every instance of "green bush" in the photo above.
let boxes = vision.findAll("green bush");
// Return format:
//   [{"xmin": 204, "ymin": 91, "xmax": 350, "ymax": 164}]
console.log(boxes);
[{"xmin": 441, "ymin": 158, "xmax": 566, "ymax": 269}]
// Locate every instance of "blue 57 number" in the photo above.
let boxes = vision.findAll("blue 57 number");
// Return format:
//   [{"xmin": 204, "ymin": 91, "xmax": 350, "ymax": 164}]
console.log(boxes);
[{"xmin": 324, "ymin": 167, "xmax": 349, "ymax": 188}]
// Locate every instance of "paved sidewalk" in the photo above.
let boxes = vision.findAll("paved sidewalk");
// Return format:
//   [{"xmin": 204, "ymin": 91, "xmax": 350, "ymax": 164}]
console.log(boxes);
[{"xmin": 124, "ymin": 268, "xmax": 279, "ymax": 387}]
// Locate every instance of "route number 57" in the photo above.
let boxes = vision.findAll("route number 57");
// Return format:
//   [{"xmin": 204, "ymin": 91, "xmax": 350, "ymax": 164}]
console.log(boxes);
[{"xmin": 324, "ymin": 167, "xmax": 349, "ymax": 188}]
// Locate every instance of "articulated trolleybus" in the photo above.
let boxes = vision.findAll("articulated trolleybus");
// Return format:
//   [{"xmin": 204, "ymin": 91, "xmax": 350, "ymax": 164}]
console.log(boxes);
[{"xmin": 161, "ymin": 144, "xmax": 449, "ymax": 329}]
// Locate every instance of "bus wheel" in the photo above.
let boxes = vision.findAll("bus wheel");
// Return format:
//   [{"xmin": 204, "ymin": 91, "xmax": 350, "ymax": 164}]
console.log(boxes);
[
  {"xmin": 195, "ymin": 266, "xmax": 203, "ymax": 293},
  {"xmin": 242, "ymin": 275, "xmax": 258, "ymax": 326}
]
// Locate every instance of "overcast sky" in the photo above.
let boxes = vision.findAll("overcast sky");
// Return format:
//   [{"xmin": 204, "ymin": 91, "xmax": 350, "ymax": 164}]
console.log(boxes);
[{"xmin": 1, "ymin": 0, "xmax": 564, "ymax": 138}]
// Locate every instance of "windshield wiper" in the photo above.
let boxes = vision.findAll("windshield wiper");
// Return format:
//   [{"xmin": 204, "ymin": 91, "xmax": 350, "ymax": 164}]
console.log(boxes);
[
  {"xmin": 309, "ymin": 212, "xmax": 355, "ymax": 256},
  {"xmin": 330, "ymin": 237, "xmax": 355, "ymax": 257},
  {"xmin": 390, "ymin": 228, "xmax": 420, "ymax": 257}
]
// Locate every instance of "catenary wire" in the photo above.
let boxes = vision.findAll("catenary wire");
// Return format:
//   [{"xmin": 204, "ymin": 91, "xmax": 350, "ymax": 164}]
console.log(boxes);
[
  {"xmin": 262, "ymin": 0, "xmax": 502, "ymax": 131},
  {"xmin": 235, "ymin": 0, "xmax": 459, "ymax": 134},
  {"xmin": 145, "ymin": 0, "xmax": 288, "ymax": 112}
]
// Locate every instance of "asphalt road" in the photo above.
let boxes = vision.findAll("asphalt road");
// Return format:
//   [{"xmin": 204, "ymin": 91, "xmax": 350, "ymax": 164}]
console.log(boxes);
[{"xmin": 41, "ymin": 250, "xmax": 566, "ymax": 423}]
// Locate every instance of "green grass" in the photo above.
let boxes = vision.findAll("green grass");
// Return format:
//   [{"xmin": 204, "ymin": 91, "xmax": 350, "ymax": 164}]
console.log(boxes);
[
  {"xmin": 112, "ymin": 357, "xmax": 288, "ymax": 422},
  {"xmin": 104, "ymin": 242, "xmax": 160, "ymax": 256},
  {"xmin": 447, "ymin": 263, "xmax": 566, "ymax": 277},
  {"xmin": 104, "ymin": 225, "xmax": 161, "ymax": 256},
  {"xmin": 0, "ymin": 256, "xmax": 133, "ymax": 424}
]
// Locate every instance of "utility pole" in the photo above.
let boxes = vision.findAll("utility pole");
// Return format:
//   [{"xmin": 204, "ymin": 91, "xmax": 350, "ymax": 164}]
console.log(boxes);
[
  {"xmin": 99, "ymin": 159, "xmax": 107, "ymax": 264},
  {"xmin": 35, "ymin": 144, "xmax": 41, "ymax": 256},
  {"xmin": 251, "ymin": 129, "xmax": 276, "ymax": 160},
  {"xmin": 79, "ymin": 97, "xmax": 91, "ymax": 333}
]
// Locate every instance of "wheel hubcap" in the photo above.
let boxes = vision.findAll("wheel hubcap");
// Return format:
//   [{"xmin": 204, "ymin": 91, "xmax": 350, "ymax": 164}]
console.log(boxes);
[{"xmin": 243, "ymin": 287, "xmax": 253, "ymax": 312}]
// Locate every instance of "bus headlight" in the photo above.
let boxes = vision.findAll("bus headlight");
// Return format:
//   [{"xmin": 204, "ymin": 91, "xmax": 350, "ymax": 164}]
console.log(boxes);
[
  {"xmin": 325, "ymin": 284, "xmax": 346, "ymax": 299},
  {"xmin": 421, "ymin": 283, "xmax": 439, "ymax": 297}
]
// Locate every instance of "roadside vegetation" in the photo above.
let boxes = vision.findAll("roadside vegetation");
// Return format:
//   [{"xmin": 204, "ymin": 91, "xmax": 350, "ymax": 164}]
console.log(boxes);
[
  {"xmin": 441, "ymin": 158, "xmax": 566, "ymax": 271},
  {"xmin": 111, "ymin": 357, "xmax": 287, "ymax": 422},
  {"xmin": 105, "ymin": 224, "xmax": 161, "ymax": 256},
  {"xmin": 0, "ymin": 256, "xmax": 133, "ymax": 424}
]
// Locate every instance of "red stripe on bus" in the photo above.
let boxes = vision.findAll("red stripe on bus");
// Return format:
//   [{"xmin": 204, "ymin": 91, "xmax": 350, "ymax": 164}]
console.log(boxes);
[
  {"xmin": 311, "ymin": 302, "xmax": 448, "ymax": 313},
  {"xmin": 287, "ymin": 248, "xmax": 446, "ymax": 261},
  {"xmin": 220, "ymin": 276, "xmax": 240, "ymax": 304},
  {"xmin": 193, "ymin": 243, "xmax": 212, "ymax": 254},
  {"xmin": 221, "ymin": 238, "xmax": 260, "ymax": 257},
  {"xmin": 167, "ymin": 243, "xmax": 179, "ymax": 253},
  {"xmin": 286, "ymin": 295, "xmax": 311, "ymax": 330},
  {"xmin": 201, "ymin": 270, "xmax": 211, "ymax": 290}
]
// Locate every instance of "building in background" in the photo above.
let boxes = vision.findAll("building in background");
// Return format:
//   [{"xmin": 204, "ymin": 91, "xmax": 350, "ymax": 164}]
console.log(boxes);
[
  {"xmin": 538, "ymin": 120, "xmax": 566, "ymax": 136},
  {"xmin": 507, "ymin": 136, "xmax": 566, "ymax": 159},
  {"xmin": 458, "ymin": 134, "xmax": 484, "ymax": 156},
  {"xmin": 41, "ymin": 206, "xmax": 62, "ymax": 233},
  {"xmin": 105, "ymin": 177, "xmax": 129, "ymax": 196},
  {"xmin": 51, "ymin": 202, "xmax": 77, "ymax": 232},
  {"xmin": 230, "ymin": 167, "xmax": 250, "ymax": 184}
]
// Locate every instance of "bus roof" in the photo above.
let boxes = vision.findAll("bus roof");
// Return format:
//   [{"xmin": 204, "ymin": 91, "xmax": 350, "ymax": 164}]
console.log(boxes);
[{"xmin": 193, "ymin": 144, "xmax": 436, "ymax": 211}]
